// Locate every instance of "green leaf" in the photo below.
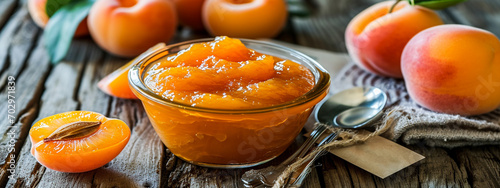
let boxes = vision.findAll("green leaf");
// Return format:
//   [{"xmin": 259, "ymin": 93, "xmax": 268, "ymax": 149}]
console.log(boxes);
[
  {"xmin": 45, "ymin": 0, "xmax": 72, "ymax": 18},
  {"xmin": 43, "ymin": 0, "xmax": 94, "ymax": 64},
  {"xmin": 287, "ymin": 0, "xmax": 311, "ymax": 17},
  {"xmin": 409, "ymin": 0, "xmax": 468, "ymax": 10}
]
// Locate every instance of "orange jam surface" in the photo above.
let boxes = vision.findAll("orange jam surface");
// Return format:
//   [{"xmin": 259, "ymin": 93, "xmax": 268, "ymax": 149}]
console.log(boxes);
[{"xmin": 144, "ymin": 36, "xmax": 315, "ymax": 109}]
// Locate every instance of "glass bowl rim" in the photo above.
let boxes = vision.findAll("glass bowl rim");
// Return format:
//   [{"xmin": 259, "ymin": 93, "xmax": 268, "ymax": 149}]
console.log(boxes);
[{"xmin": 128, "ymin": 38, "xmax": 331, "ymax": 114}]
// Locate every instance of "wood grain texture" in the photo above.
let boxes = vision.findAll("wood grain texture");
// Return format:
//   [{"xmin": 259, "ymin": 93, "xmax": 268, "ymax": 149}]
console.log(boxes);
[
  {"xmin": 167, "ymin": 160, "xmax": 242, "ymax": 188},
  {"xmin": 0, "ymin": 8, "xmax": 38, "ymax": 90},
  {"xmin": 91, "ymin": 98, "xmax": 164, "ymax": 188},
  {"xmin": 1, "ymin": 0, "xmax": 500, "ymax": 187},
  {"xmin": 0, "ymin": 16, "xmax": 46, "ymax": 187},
  {"xmin": 0, "ymin": 0, "xmax": 18, "ymax": 31},
  {"xmin": 77, "ymin": 41, "xmax": 109, "ymax": 114},
  {"xmin": 453, "ymin": 146, "xmax": 500, "ymax": 188},
  {"xmin": 6, "ymin": 40, "xmax": 88, "ymax": 188}
]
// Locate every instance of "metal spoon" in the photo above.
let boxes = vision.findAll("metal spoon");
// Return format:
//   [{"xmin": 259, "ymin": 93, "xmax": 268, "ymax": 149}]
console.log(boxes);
[
  {"xmin": 288, "ymin": 87, "xmax": 387, "ymax": 187},
  {"xmin": 241, "ymin": 87, "xmax": 387, "ymax": 187}
]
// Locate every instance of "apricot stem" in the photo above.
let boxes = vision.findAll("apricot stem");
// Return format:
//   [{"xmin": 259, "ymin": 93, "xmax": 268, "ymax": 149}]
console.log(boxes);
[
  {"xmin": 43, "ymin": 121, "xmax": 101, "ymax": 142},
  {"xmin": 388, "ymin": 0, "xmax": 402, "ymax": 13}
]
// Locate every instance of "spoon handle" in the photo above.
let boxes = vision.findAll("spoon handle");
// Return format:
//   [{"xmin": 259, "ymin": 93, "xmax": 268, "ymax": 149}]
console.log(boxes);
[
  {"xmin": 282, "ymin": 123, "xmax": 328, "ymax": 165},
  {"xmin": 286, "ymin": 131, "xmax": 338, "ymax": 187}
]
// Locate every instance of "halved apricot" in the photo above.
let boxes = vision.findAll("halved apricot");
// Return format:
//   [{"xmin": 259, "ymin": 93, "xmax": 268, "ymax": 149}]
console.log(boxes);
[
  {"xmin": 98, "ymin": 43, "xmax": 166, "ymax": 99},
  {"xmin": 29, "ymin": 111, "xmax": 130, "ymax": 173}
]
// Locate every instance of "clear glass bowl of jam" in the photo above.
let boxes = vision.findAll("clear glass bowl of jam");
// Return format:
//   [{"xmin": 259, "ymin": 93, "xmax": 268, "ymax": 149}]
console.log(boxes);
[{"xmin": 129, "ymin": 37, "xmax": 330, "ymax": 168}]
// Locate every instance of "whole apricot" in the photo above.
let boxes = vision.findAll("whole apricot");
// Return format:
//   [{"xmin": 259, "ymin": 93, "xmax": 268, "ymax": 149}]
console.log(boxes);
[
  {"xmin": 202, "ymin": 0, "xmax": 287, "ymax": 38},
  {"xmin": 88, "ymin": 0, "xmax": 177, "ymax": 57},
  {"xmin": 345, "ymin": 1, "xmax": 443, "ymax": 78},
  {"xmin": 172, "ymin": 0, "xmax": 206, "ymax": 30},
  {"xmin": 27, "ymin": 0, "xmax": 89, "ymax": 37},
  {"xmin": 402, "ymin": 24, "xmax": 500, "ymax": 116}
]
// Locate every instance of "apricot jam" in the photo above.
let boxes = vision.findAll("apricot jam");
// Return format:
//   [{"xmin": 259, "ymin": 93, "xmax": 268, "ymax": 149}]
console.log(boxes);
[
  {"xmin": 144, "ymin": 37, "xmax": 314, "ymax": 109},
  {"xmin": 129, "ymin": 37, "xmax": 330, "ymax": 168}
]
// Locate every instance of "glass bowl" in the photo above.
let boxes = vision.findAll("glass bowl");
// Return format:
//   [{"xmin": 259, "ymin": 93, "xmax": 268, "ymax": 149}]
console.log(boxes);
[{"xmin": 129, "ymin": 38, "xmax": 330, "ymax": 168}]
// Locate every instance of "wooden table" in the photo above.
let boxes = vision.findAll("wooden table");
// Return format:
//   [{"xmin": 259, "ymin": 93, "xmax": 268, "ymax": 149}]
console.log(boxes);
[{"xmin": 1, "ymin": 0, "xmax": 500, "ymax": 187}]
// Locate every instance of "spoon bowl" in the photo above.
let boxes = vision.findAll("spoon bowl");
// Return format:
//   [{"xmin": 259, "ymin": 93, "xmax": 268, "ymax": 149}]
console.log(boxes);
[
  {"xmin": 315, "ymin": 86, "xmax": 387, "ymax": 127},
  {"xmin": 334, "ymin": 107, "xmax": 384, "ymax": 128}
]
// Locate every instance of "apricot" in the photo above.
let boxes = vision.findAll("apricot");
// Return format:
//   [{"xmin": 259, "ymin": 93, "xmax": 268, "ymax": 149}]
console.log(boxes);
[
  {"xmin": 27, "ymin": 0, "xmax": 89, "ymax": 37},
  {"xmin": 202, "ymin": 0, "xmax": 287, "ymax": 38},
  {"xmin": 345, "ymin": 1, "xmax": 443, "ymax": 78},
  {"xmin": 88, "ymin": 0, "xmax": 177, "ymax": 57},
  {"xmin": 30, "ymin": 111, "xmax": 130, "ymax": 173},
  {"xmin": 172, "ymin": 0, "xmax": 206, "ymax": 30},
  {"xmin": 98, "ymin": 43, "xmax": 166, "ymax": 99},
  {"xmin": 401, "ymin": 24, "xmax": 500, "ymax": 116}
]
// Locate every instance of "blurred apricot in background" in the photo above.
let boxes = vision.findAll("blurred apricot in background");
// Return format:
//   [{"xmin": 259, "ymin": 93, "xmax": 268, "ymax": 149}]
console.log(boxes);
[
  {"xmin": 87, "ymin": 0, "xmax": 177, "ymax": 57},
  {"xmin": 202, "ymin": 0, "xmax": 288, "ymax": 38},
  {"xmin": 345, "ymin": 1, "xmax": 443, "ymax": 78}
]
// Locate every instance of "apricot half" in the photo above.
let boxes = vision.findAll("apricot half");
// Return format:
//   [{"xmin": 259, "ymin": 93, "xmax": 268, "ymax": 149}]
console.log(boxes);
[
  {"xmin": 29, "ymin": 111, "xmax": 130, "ymax": 173},
  {"xmin": 345, "ymin": 1, "xmax": 443, "ymax": 78},
  {"xmin": 98, "ymin": 43, "xmax": 167, "ymax": 99},
  {"xmin": 402, "ymin": 25, "xmax": 500, "ymax": 115}
]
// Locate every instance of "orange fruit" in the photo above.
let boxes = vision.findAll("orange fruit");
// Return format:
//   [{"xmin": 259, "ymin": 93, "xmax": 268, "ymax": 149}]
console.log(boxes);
[
  {"xmin": 98, "ymin": 43, "xmax": 166, "ymax": 99},
  {"xmin": 29, "ymin": 111, "xmax": 130, "ymax": 173}
]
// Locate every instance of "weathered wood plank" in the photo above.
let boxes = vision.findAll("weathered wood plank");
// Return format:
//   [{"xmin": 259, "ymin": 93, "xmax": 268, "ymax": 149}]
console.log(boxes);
[
  {"xmin": 0, "ymin": 19, "xmax": 39, "ymax": 90},
  {"xmin": 167, "ymin": 160, "xmax": 242, "ymax": 188},
  {"xmin": 77, "ymin": 40, "xmax": 109, "ymax": 114},
  {"xmin": 6, "ymin": 40, "xmax": 88, "ymax": 188},
  {"xmin": 320, "ymin": 153, "xmax": 355, "ymax": 188},
  {"xmin": 415, "ymin": 147, "xmax": 470, "ymax": 188},
  {"xmin": 301, "ymin": 164, "xmax": 322, "ymax": 188},
  {"xmin": 91, "ymin": 98, "xmax": 164, "ymax": 188},
  {"xmin": 453, "ymin": 146, "xmax": 500, "ymax": 188},
  {"xmin": 0, "ymin": 8, "xmax": 38, "ymax": 89},
  {"xmin": 0, "ymin": 17, "xmax": 48, "ymax": 187},
  {"xmin": 0, "ymin": 0, "xmax": 17, "ymax": 31},
  {"xmin": 0, "ymin": 106, "xmax": 38, "ymax": 188}
]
